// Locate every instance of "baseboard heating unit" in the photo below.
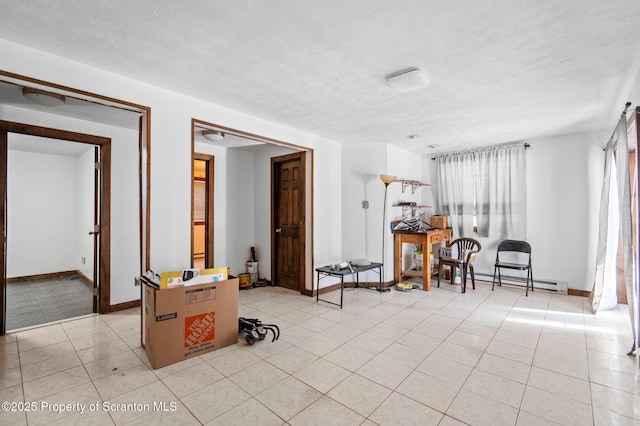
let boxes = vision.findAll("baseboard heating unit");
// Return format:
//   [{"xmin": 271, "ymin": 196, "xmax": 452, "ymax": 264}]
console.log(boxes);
[{"xmin": 476, "ymin": 272, "xmax": 568, "ymax": 294}]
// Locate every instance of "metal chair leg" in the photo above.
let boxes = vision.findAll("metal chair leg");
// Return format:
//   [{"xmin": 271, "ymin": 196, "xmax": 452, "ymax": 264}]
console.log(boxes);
[
  {"xmin": 470, "ymin": 265, "xmax": 475, "ymax": 290},
  {"xmin": 492, "ymin": 266, "xmax": 497, "ymax": 291}
]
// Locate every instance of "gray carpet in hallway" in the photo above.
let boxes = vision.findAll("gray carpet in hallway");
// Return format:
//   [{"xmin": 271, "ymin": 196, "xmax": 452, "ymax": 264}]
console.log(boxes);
[{"xmin": 6, "ymin": 275, "xmax": 93, "ymax": 331}]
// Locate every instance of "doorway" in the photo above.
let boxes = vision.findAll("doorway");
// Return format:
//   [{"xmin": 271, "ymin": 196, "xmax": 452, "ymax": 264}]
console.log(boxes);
[
  {"xmin": 272, "ymin": 151, "xmax": 306, "ymax": 291},
  {"xmin": 192, "ymin": 154, "xmax": 214, "ymax": 269},
  {"xmin": 0, "ymin": 121, "xmax": 111, "ymax": 334},
  {"xmin": 191, "ymin": 119, "xmax": 312, "ymax": 294}
]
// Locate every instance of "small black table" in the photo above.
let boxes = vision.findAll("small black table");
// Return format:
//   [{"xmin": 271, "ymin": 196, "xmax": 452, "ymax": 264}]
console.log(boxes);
[{"xmin": 315, "ymin": 262, "xmax": 383, "ymax": 308}]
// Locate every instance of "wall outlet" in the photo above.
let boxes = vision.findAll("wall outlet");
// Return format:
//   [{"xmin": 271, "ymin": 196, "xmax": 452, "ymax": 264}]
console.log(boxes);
[
  {"xmin": 81, "ymin": 257, "xmax": 86, "ymax": 264},
  {"xmin": 362, "ymin": 200, "xmax": 369, "ymax": 209}
]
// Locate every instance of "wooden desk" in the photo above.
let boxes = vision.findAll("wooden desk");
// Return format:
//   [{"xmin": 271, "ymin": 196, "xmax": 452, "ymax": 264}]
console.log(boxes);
[{"xmin": 393, "ymin": 229, "xmax": 452, "ymax": 291}]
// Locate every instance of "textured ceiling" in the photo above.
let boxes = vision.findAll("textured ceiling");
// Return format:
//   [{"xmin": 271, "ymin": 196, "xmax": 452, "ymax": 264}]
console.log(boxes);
[{"xmin": 1, "ymin": 1, "xmax": 639, "ymax": 155}]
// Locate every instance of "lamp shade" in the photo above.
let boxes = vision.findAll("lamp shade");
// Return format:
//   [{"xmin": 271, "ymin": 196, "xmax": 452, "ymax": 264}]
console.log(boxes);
[
  {"xmin": 380, "ymin": 174, "xmax": 396, "ymax": 185},
  {"xmin": 202, "ymin": 130, "xmax": 224, "ymax": 142}
]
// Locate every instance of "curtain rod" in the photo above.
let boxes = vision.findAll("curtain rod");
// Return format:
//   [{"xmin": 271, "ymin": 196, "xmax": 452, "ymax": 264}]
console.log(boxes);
[
  {"xmin": 602, "ymin": 102, "xmax": 633, "ymax": 151},
  {"xmin": 431, "ymin": 142, "xmax": 529, "ymax": 160}
]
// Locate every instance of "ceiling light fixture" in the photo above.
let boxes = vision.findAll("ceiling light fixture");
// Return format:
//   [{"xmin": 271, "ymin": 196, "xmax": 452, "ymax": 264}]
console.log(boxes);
[
  {"xmin": 202, "ymin": 130, "xmax": 225, "ymax": 142},
  {"xmin": 22, "ymin": 87, "xmax": 66, "ymax": 107},
  {"xmin": 386, "ymin": 68, "xmax": 429, "ymax": 93}
]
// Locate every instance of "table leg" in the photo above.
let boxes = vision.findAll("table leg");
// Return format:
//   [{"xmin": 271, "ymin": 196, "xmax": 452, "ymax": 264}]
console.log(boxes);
[
  {"xmin": 423, "ymin": 235, "xmax": 431, "ymax": 291},
  {"xmin": 394, "ymin": 234, "xmax": 402, "ymax": 285}
]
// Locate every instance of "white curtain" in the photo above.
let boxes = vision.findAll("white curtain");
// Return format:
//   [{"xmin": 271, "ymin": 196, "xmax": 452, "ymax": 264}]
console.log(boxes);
[
  {"xmin": 589, "ymin": 115, "xmax": 637, "ymax": 354},
  {"xmin": 436, "ymin": 143, "xmax": 526, "ymax": 239},
  {"xmin": 477, "ymin": 144, "xmax": 527, "ymax": 239},
  {"xmin": 436, "ymin": 151, "xmax": 475, "ymax": 236}
]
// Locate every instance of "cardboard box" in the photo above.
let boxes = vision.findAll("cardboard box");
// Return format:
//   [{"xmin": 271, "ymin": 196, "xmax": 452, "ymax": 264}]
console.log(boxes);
[
  {"xmin": 430, "ymin": 215, "xmax": 448, "ymax": 229},
  {"xmin": 143, "ymin": 277, "xmax": 239, "ymax": 369}
]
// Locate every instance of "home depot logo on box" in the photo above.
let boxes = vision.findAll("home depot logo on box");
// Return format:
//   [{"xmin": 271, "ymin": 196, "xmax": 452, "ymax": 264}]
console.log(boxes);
[{"xmin": 184, "ymin": 312, "xmax": 215, "ymax": 347}]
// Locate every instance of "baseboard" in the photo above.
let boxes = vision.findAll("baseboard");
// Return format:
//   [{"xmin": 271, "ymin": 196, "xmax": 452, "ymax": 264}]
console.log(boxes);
[
  {"xmin": 7, "ymin": 270, "xmax": 78, "ymax": 283},
  {"xmin": 475, "ymin": 272, "xmax": 568, "ymax": 294},
  {"xmin": 110, "ymin": 299, "xmax": 141, "ymax": 312},
  {"xmin": 76, "ymin": 270, "xmax": 93, "ymax": 287},
  {"xmin": 567, "ymin": 289, "xmax": 591, "ymax": 297}
]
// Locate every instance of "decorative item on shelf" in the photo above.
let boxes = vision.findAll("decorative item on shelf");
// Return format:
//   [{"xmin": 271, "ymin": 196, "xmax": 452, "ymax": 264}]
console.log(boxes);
[
  {"xmin": 393, "ymin": 202, "xmax": 431, "ymax": 217},
  {"xmin": 430, "ymin": 215, "xmax": 448, "ymax": 229},
  {"xmin": 396, "ymin": 179, "xmax": 431, "ymax": 194}
]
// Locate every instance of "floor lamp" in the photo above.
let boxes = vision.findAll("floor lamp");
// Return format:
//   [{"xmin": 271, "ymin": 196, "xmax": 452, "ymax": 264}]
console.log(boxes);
[{"xmin": 379, "ymin": 174, "xmax": 396, "ymax": 292}]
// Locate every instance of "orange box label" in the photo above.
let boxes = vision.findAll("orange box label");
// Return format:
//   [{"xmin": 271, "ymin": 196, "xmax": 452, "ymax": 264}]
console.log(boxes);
[{"xmin": 184, "ymin": 312, "xmax": 215, "ymax": 347}]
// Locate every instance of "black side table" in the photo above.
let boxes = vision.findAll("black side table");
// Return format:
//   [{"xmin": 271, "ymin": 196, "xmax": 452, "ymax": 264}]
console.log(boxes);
[{"xmin": 315, "ymin": 262, "xmax": 383, "ymax": 308}]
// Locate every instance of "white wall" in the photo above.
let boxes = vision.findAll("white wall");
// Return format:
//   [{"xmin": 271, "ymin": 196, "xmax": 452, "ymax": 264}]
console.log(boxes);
[
  {"xmin": 7, "ymin": 147, "xmax": 78, "ymax": 277},
  {"xmin": 342, "ymin": 143, "xmax": 384, "ymax": 264},
  {"xmin": 0, "ymin": 38, "xmax": 344, "ymax": 300},
  {"xmin": 226, "ymin": 149, "xmax": 255, "ymax": 276},
  {"xmin": 6, "ymin": 37, "xmax": 617, "ymax": 299},
  {"xmin": 423, "ymin": 130, "xmax": 605, "ymax": 291},
  {"xmin": 76, "ymin": 148, "xmax": 95, "ymax": 281},
  {"xmin": 341, "ymin": 143, "xmax": 423, "ymax": 285}
]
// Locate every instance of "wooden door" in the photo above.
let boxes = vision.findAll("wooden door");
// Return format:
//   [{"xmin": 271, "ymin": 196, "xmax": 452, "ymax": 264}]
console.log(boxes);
[
  {"xmin": 272, "ymin": 152, "xmax": 305, "ymax": 291},
  {"xmin": 192, "ymin": 154, "xmax": 214, "ymax": 269}
]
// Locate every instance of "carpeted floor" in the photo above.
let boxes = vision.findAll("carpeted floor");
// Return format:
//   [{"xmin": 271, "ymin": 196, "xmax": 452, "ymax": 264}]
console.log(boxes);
[{"xmin": 6, "ymin": 275, "xmax": 93, "ymax": 331}]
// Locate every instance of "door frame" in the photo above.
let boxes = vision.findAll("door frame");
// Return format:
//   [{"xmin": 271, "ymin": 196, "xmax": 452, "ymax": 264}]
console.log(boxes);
[
  {"xmin": 192, "ymin": 153, "xmax": 214, "ymax": 268},
  {"xmin": 191, "ymin": 118, "xmax": 314, "ymax": 295},
  {"xmin": 0, "ymin": 120, "xmax": 111, "ymax": 334},
  {"xmin": 0, "ymin": 70, "xmax": 151, "ymax": 275},
  {"xmin": 271, "ymin": 151, "xmax": 306, "ymax": 292}
]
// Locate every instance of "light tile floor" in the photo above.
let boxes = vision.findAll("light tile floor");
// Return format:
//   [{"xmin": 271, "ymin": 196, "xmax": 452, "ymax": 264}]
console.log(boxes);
[{"xmin": 1, "ymin": 282, "xmax": 638, "ymax": 425}]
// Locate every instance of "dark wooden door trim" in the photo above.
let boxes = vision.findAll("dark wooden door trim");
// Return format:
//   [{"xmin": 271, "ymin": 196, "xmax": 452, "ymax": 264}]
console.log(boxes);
[
  {"xmin": 0, "ymin": 120, "xmax": 112, "ymax": 334},
  {"xmin": 193, "ymin": 153, "xmax": 215, "ymax": 268},
  {"xmin": 93, "ymin": 146, "xmax": 100, "ymax": 313},
  {"xmin": 0, "ymin": 130, "xmax": 6, "ymax": 334},
  {"xmin": 271, "ymin": 151, "xmax": 306, "ymax": 292}
]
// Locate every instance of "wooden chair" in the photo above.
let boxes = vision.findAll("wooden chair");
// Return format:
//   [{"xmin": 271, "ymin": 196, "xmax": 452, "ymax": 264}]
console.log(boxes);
[
  {"xmin": 437, "ymin": 238, "xmax": 481, "ymax": 293},
  {"xmin": 492, "ymin": 240, "xmax": 533, "ymax": 296}
]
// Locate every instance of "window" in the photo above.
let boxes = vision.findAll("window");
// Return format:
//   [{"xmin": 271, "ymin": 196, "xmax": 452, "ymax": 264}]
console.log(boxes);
[{"xmin": 435, "ymin": 143, "xmax": 527, "ymax": 239}]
